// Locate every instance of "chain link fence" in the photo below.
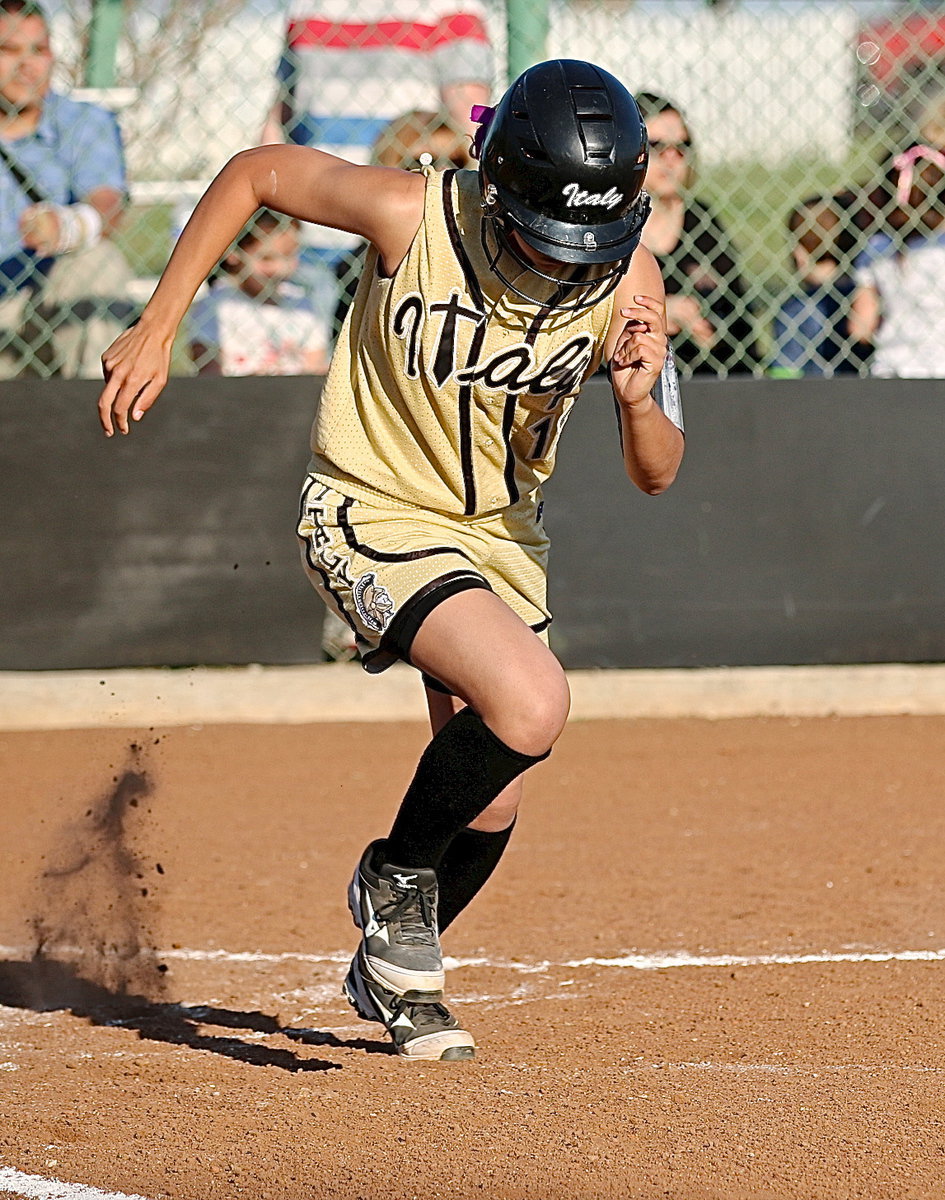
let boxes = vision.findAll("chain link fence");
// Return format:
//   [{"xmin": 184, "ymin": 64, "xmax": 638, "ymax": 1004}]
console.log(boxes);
[{"xmin": 5, "ymin": 0, "xmax": 944, "ymax": 378}]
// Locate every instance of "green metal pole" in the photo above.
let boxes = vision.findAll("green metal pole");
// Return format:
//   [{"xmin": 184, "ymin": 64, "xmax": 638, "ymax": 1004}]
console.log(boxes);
[
  {"xmin": 506, "ymin": 0, "xmax": 549, "ymax": 83},
  {"xmin": 84, "ymin": 0, "xmax": 124, "ymax": 89}
]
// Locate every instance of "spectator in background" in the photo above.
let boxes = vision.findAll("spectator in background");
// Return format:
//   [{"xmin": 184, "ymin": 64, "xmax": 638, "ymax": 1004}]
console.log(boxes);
[
  {"xmin": 261, "ymin": 0, "xmax": 493, "ymax": 341},
  {"xmin": 856, "ymin": 85, "xmax": 945, "ymax": 244},
  {"xmin": 372, "ymin": 108, "xmax": 473, "ymax": 172},
  {"xmin": 0, "ymin": 0, "xmax": 133, "ymax": 377},
  {"xmin": 770, "ymin": 191, "xmax": 871, "ymax": 377},
  {"xmin": 849, "ymin": 145, "xmax": 945, "ymax": 377},
  {"xmin": 333, "ymin": 108, "xmax": 472, "ymax": 332},
  {"xmin": 636, "ymin": 90, "xmax": 758, "ymax": 375},
  {"xmin": 188, "ymin": 209, "xmax": 328, "ymax": 377}
]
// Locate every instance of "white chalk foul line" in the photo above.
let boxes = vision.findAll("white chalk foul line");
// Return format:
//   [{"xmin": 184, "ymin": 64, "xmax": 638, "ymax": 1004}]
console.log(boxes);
[
  {"xmin": 154, "ymin": 945, "xmax": 945, "ymax": 972},
  {"xmin": 0, "ymin": 1166, "xmax": 152, "ymax": 1200},
  {"xmin": 639, "ymin": 1061, "xmax": 945, "ymax": 1075},
  {"xmin": 562, "ymin": 948, "xmax": 945, "ymax": 970},
  {"xmin": 3, "ymin": 944, "xmax": 945, "ymax": 973}
]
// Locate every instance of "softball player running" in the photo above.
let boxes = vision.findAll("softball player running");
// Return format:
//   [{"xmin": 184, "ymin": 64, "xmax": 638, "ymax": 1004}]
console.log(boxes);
[{"xmin": 98, "ymin": 59, "xmax": 685, "ymax": 1062}]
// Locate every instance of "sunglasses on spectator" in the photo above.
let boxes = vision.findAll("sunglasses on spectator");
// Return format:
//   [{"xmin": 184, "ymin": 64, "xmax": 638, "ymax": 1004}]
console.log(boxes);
[{"xmin": 649, "ymin": 138, "xmax": 693, "ymax": 156}]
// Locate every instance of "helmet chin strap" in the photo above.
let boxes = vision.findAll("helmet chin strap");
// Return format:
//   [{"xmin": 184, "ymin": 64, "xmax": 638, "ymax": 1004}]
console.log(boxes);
[{"xmin": 481, "ymin": 214, "xmax": 632, "ymax": 313}]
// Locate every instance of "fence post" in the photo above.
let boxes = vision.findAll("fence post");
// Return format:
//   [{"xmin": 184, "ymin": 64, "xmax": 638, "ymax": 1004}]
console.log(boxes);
[
  {"xmin": 84, "ymin": 0, "xmax": 124, "ymax": 88},
  {"xmin": 506, "ymin": 0, "xmax": 549, "ymax": 82}
]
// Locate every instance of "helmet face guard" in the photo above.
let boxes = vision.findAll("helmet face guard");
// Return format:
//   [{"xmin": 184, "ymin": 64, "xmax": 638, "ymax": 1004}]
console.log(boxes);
[
  {"xmin": 474, "ymin": 59, "xmax": 651, "ymax": 309},
  {"xmin": 479, "ymin": 197, "xmax": 650, "ymax": 312}
]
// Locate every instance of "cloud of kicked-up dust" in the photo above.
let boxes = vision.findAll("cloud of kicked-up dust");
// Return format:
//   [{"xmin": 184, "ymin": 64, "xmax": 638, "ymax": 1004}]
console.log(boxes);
[{"xmin": 27, "ymin": 741, "xmax": 168, "ymax": 1007}]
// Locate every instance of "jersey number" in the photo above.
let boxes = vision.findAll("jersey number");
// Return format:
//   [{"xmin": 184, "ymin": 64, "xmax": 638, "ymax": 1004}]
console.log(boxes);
[{"xmin": 526, "ymin": 395, "xmax": 574, "ymax": 461}]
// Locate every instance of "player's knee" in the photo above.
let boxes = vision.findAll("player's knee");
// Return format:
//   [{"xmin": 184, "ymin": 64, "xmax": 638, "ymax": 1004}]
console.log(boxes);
[{"xmin": 498, "ymin": 665, "xmax": 570, "ymax": 756}]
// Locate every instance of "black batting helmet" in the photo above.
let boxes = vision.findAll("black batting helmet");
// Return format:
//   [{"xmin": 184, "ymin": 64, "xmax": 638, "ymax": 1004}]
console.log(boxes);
[{"xmin": 478, "ymin": 60, "xmax": 649, "ymax": 273}]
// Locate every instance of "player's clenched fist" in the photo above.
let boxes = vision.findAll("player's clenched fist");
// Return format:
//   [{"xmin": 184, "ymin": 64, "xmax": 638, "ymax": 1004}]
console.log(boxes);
[
  {"xmin": 609, "ymin": 294, "xmax": 668, "ymax": 409},
  {"xmin": 98, "ymin": 319, "xmax": 173, "ymax": 437}
]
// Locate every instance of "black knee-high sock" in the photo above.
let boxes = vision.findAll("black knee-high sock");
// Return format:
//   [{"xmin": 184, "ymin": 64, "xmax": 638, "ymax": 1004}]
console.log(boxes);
[
  {"xmin": 437, "ymin": 822, "xmax": 516, "ymax": 933},
  {"xmin": 383, "ymin": 707, "xmax": 546, "ymax": 870}
]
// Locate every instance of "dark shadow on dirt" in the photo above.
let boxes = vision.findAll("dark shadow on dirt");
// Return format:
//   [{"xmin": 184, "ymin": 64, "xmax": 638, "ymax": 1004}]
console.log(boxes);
[
  {"xmin": 6, "ymin": 742, "xmax": 394, "ymax": 1065},
  {"xmin": 0, "ymin": 957, "xmax": 391, "ymax": 1068}
]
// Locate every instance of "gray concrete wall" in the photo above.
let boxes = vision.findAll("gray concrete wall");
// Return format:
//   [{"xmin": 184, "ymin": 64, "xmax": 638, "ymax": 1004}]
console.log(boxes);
[{"xmin": 1, "ymin": 376, "xmax": 942, "ymax": 671}]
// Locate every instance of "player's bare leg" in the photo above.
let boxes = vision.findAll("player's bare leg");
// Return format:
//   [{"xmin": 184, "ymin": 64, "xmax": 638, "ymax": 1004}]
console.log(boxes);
[
  {"xmin": 354, "ymin": 587, "xmax": 567, "ymax": 901},
  {"xmin": 411, "ymin": 587, "xmax": 570, "ymax": 758},
  {"xmin": 388, "ymin": 586, "xmax": 566, "ymax": 929},
  {"xmin": 383, "ymin": 586, "xmax": 565, "ymax": 890}
]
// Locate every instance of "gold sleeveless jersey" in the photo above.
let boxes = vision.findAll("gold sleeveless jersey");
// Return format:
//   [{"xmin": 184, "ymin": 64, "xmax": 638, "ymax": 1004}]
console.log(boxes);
[{"xmin": 310, "ymin": 167, "xmax": 616, "ymax": 517}]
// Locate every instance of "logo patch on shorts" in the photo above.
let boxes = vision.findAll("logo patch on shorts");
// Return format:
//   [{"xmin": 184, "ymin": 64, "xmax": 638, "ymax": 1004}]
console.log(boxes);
[{"xmin": 353, "ymin": 572, "xmax": 396, "ymax": 633}]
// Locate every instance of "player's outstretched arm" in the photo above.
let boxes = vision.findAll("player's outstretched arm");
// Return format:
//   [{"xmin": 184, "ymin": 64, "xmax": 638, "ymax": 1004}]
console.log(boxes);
[
  {"xmin": 98, "ymin": 145, "xmax": 425, "ymax": 435},
  {"xmin": 605, "ymin": 250, "xmax": 685, "ymax": 494}
]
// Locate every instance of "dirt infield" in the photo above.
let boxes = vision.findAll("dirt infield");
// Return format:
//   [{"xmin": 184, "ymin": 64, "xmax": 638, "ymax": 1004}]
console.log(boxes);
[{"xmin": 2, "ymin": 713, "xmax": 945, "ymax": 1199}]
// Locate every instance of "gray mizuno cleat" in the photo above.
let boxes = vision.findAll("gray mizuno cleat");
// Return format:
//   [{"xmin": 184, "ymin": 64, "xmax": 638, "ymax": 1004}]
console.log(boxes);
[
  {"xmin": 343, "ymin": 948, "xmax": 475, "ymax": 1062},
  {"xmin": 347, "ymin": 839, "xmax": 444, "ymax": 999}
]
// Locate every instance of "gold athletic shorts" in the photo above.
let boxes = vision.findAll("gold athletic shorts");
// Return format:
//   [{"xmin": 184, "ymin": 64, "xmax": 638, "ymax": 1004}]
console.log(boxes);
[{"xmin": 296, "ymin": 472, "xmax": 551, "ymax": 676}]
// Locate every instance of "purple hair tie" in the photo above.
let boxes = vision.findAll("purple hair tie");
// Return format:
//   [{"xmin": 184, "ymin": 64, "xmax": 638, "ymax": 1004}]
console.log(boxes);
[{"xmin": 470, "ymin": 104, "xmax": 496, "ymax": 160}]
